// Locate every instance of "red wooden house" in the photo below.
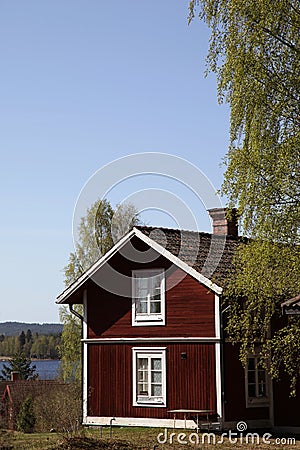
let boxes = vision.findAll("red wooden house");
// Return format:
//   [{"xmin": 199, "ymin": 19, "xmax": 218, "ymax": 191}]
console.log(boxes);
[{"xmin": 56, "ymin": 208, "xmax": 299, "ymax": 433}]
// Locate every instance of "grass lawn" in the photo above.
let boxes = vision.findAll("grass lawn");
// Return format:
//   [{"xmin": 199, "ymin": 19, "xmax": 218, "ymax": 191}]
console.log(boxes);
[{"xmin": 0, "ymin": 426, "xmax": 299, "ymax": 449}]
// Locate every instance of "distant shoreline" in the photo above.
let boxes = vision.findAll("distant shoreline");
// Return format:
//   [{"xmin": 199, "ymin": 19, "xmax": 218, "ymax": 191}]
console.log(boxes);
[{"xmin": 0, "ymin": 357, "xmax": 61, "ymax": 361}]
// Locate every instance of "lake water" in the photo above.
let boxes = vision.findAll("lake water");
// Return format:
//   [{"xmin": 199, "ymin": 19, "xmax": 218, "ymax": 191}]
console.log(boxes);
[{"xmin": 0, "ymin": 359, "xmax": 61, "ymax": 380}]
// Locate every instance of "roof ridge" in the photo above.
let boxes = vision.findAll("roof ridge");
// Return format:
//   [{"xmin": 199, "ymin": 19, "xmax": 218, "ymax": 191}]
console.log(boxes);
[
  {"xmin": 135, "ymin": 224, "xmax": 212, "ymax": 236},
  {"xmin": 135, "ymin": 225, "xmax": 240, "ymax": 241}
]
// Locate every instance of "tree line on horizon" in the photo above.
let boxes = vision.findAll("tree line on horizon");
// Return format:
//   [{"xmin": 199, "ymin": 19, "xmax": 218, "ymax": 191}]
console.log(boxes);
[{"xmin": 0, "ymin": 329, "xmax": 61, "ymax": 360}]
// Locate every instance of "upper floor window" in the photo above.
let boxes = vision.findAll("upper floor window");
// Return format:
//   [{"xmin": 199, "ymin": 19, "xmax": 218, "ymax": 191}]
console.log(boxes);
[
  {"xmin": 245, "ymin": 355, "xmax": 269, "ymax": 408},
  {"xmin": 132, "ymin": 269, "xmax": 165, "ymax": 326}
]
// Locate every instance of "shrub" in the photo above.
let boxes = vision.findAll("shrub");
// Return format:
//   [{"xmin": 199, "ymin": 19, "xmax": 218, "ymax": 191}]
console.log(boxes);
[
  {"xmin": 16, "ymin": 396, "xmax": 36, "ymax": 433},
  {"xmin": 33, "ymin": 382, "xmax": 81, "ymax": 433}
]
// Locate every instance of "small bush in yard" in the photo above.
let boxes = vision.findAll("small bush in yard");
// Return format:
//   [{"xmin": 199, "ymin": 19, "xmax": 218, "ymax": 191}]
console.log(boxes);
[
  {"xmin": 33, "ymin": 382, "xmax": 81, "ymax": 434},
  {"xmin": 16, "ymin": 396, "xmax": 36, "ymax": 433}
]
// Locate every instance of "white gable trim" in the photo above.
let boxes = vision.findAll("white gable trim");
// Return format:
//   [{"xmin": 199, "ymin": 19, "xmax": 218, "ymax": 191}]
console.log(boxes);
[
  {"xmin": 57, "ymin": 227, "xmax": 222, "ymax": 304},
  {"xmin": 56, "ymin": 229, "xmax": 136, "ymax": 303}
]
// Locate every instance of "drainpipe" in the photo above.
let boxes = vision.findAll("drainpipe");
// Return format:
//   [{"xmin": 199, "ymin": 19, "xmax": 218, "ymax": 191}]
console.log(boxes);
[
  {"xmin": 68, "ymin": 302, "xmax": 85, "ymax": 425},
  {"xmin": 69, "ymin": 303, "xmax": 84, "ymax": 322}
]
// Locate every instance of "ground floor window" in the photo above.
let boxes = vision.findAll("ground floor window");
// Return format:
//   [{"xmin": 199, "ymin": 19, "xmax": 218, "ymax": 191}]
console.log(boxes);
[
  {"xmin": 132, "ymin": 347, "xmax": 166, "ymax": 407},
  {"xmin": 245, "ymin": 354, "xmax": 269, "ymax": 407}
]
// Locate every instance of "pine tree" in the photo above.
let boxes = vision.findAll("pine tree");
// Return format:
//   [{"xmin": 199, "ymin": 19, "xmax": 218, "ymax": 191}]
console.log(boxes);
[
  {"xmin": 19, "ymin": 331, "xmax": 26, "ymax": 351},
  {"xmin": 0, "ymin": 352, "xmax": 38, "ymax": 381},
  {"xmin": 26, "ymin": 329, "xmax": 32, "ymax": 344}
]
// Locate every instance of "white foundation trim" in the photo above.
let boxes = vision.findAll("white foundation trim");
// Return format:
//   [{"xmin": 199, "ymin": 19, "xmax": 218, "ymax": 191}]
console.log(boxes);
[
  {"xmin": 84, "ymin": 417, "xmax": 300, "ymax": 432},
  {"xmin": 82, "ymin": 337, "xmax": 220, "ymax": 344},
  {"xmin": 83, "ymin": 416, "xmax": 198, "ymax": 429}
]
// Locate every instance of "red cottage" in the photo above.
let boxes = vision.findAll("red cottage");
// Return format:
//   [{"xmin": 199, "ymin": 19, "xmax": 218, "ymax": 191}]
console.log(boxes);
[{"xmin": 56, "ymin": 208, "xmax": 300, "ymax": 433}]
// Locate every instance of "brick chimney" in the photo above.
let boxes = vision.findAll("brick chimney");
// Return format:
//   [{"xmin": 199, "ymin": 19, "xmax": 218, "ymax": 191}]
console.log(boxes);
[
  {"xmin": 208, "ymin": 208, "xmax": 238, "ymax": 237},
  {"xmin": 11, "ymin": 371, "xmax": 20, "ymax": 382}
]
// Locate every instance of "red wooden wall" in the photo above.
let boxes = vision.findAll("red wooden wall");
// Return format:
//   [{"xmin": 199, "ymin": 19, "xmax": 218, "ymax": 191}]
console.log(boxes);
[
  {"xmin": 224, "ymin": 343, "xmax": 269, "ymax": 422},
  {"xmin": 87, "ymin": 342, "xmax": 216, "ymax": 418},
  {"xmin": 86, "ymin": 241, "xmax": 216, "ymax": 339},
  {"xmin": 273, "ymin": 377, "xmax": 300, "ymax": 427},
  {"xmin": 85, "ymin": 236, "xmax": 218, "ymax": 420}
]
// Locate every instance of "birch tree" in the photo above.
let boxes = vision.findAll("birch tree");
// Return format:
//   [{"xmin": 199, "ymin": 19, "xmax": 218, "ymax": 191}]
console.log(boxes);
[
  {"xmin": 189, "ymin": 0, "xmax": 300, "ymax": 392},
  {"xmin": 60, "ymin": 199, "xmax": 140, "ymax": 382}
]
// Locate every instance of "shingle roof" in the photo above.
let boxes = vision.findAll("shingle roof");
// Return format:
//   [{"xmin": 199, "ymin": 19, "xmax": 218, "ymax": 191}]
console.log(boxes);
[
  {"xmin": 1, "ymin": 380, "xmax": 70, "ymax": 405},
  {"xmin": 136, "ymin": 226, "xmax": 241, "ymax": 287}
]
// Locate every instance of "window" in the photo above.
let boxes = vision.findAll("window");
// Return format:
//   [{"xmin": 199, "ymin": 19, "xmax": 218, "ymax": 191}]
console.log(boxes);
[
  {"xmin": 245, "ymin": 355, "xmax": 269, "ymax": 407},
  {"xmin": 132, "ymin": 269, "xmax": 165, "ymax": 326},
  {"xmin": 132, "ymin": 347, "xmax": 166, "ymax": 407}
]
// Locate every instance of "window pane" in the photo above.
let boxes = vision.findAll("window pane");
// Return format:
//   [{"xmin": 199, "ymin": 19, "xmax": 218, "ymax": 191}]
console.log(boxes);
[
  {"xmin": 151, "ymin": 273, "xmax": 162, "ymax": 288},
  {"xmin": 135, "ymin": 277, "xmax": 148, "ymax": 306},
  {"xmin": 258, "ymin": 370, "xmax": 266, "ymax": 383},
  {"xmin": 150, "ymin": 301, "xmax": 161, "ymax": 313},
  {"xmin": 138, "ymin": 371, "xmax": 147, "ymax": 382},
  {"xmin": 137, "ymin": 358, "xmax": 148, "ymax": 395},
  {"xmin": 258, "ymin": 381, "xmax": 266, "ymax": 397},
  {"xmin": 138, "ymin": 358, "xmax": 148, "ymax": 371},
  {"xmin": 248, "ymin": 358, "xmax": 255, "ymax": 370},
  {"xmin": 151, "ymin": 371, "xmax": 162, "ymax": 383},
  {"xmin": 151, "ymin": 358, "xmax": 161, "ymax": 371},
  {"xmin": 138, "ymin": 382, "xmax": 148, "ymax": 395},
  {"xmin": 136, "ymin": 300, "xmax": 147, "ymax": 313},
  {"xmin": 248, "ymin": 370, "xmax": 255, "ymax": 384},
  {"xmin": 248, "ymin": 384, "xmax": 256, "ymax": 397},
  {"xmin": 150, "ymin": 274, "xmax": 162, "ymax": 302},
  {"xmin": 151, "ymin": 384, "xmax": 162, "ymax": 397},
  {"xmin": 136, "ymin": 277, "xmax": 148, "ymax": 290}
]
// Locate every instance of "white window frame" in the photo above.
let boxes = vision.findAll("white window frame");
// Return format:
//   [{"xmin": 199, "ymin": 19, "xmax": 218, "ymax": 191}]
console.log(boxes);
[
  {"xmin": 132, "ymin": 347, "xmax": 167, "ymax": 407},
  {"xmin": 245, "ymin": 354, "xmax": 269, "ymax": 408},
  {"xmin": 132, "ymin": 269, "xmax": 165, "ymax": 326}
]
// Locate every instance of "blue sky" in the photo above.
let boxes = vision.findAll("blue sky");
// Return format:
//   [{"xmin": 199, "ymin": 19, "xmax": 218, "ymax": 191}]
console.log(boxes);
[{"xmin": 0, "ymin": 1, "xmax": 229, "ymax": 324}]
